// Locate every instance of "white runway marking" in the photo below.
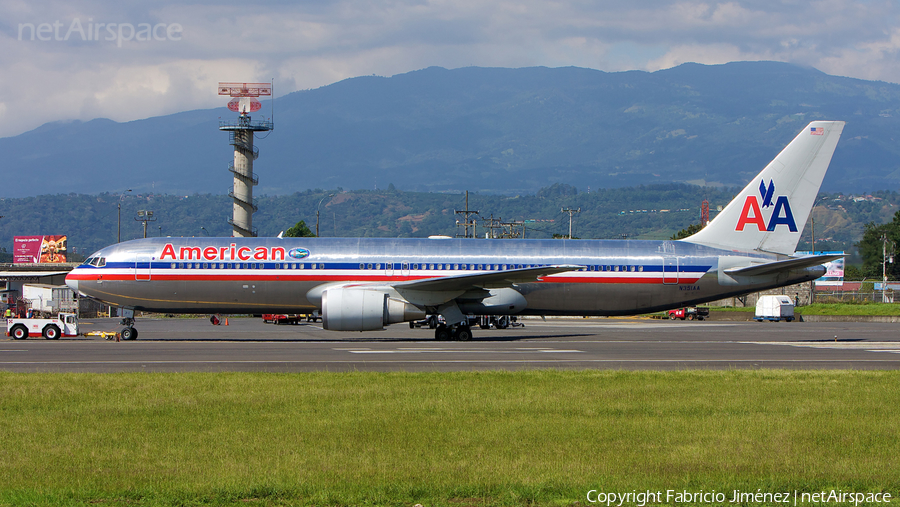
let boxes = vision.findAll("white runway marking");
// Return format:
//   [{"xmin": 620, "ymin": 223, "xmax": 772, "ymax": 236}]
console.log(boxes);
[
  {"xmin": 344, "ymin": 348, "xmax": 583, "ymax": 354},
  {"xmin": 753, "ymin": 342, "xmax": 900, "ymax": 354},
  {"xmin": 525, "ymin": 321, "xmax": 742, "ymax": 330}
]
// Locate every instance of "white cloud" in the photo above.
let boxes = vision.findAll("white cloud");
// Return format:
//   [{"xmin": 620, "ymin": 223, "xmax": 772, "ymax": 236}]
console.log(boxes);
[
  {"xmin": 647, "ymin": 43, "xmax": 750, "ymax": 71},
  {"xmin": 1, "ymin": 0, "xmax": 900, "ymax": 137}
]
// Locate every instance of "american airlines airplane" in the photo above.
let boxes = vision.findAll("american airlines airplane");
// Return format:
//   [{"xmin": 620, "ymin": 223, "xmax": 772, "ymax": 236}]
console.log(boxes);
[{"xmin": 67, "ymin": 121, "xmax": 845, "ymax": 340}]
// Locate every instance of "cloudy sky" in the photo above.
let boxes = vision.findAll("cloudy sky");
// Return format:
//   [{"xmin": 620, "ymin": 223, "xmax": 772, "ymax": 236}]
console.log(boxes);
[{"xmin": 1, "ymin": 0, "xmax": 899, "ymax": 138}]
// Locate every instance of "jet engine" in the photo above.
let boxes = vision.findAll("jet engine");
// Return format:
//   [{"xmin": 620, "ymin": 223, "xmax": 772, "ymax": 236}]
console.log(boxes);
[{"xmin": 321, "ymin": 288, "xmax": 426, "ymax": 331}]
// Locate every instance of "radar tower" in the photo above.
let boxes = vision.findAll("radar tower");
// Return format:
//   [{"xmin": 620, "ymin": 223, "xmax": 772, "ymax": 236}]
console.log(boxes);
[{"xmin": 218, "ymin": 82, "xmax": 274, "ymax": 237}]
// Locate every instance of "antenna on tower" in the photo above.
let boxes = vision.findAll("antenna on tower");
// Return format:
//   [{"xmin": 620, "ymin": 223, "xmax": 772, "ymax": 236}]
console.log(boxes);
[{"xmin": 218, "ymin": 82, "xmax": 274, "ymax": 238}]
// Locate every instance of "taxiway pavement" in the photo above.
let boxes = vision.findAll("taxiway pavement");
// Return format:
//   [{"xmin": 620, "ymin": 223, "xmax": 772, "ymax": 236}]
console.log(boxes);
[{"xmin": 1, "ymin": 317, "xmax": 898, "ymax": 372}]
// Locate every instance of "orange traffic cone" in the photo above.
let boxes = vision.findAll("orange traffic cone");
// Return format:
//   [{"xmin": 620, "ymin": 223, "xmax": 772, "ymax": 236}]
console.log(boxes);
[{"xmin": 225, "ymin": 317, "xmax": 229, "ymax": 326}]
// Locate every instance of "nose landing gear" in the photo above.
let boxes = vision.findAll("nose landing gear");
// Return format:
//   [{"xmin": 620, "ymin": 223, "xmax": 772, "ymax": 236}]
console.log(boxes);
[{"xmin": 119, "ymin": 317, "xmax": 138, "ymax": 340}]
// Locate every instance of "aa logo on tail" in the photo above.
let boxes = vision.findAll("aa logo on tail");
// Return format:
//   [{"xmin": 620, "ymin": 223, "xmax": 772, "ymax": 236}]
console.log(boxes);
[{"xmin": 735, "ymin": 179, "xmax": 797, "ymax": 232}]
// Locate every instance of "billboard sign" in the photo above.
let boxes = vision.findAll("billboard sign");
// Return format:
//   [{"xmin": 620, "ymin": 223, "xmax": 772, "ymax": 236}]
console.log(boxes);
[
  {"xmin": 796, "ymin": 251, "xmax": 844, "ymax": 287},
  {"xmin": 13, "ymin": 235, "xmax": 67, "ymax": 264}
]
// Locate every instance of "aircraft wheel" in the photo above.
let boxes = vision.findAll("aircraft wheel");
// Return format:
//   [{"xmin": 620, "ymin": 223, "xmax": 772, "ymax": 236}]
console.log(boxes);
[
  {"xmin": 453, "ymin": 326, "xmax": 472, "ymax": 342},
  {"xmin": 121, "ymin": 327, "xmax": 138, "ymax": 340},
  {"xmin": 434, "ymin": 325, "xmax": 451, "ymax": 341},
  {"xmin": 43, "ymin": 325, "xmax": 61, "ymax": 340},
  {"xmin": 11, "ymin": 325, "xmax": 28, "ymax": 340}
]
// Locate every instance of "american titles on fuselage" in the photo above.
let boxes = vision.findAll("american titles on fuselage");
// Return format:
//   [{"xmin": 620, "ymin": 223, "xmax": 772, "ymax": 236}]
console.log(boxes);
[{"xmin": 159, "ymin": 243, "xmax": 298, "ymax": 262}]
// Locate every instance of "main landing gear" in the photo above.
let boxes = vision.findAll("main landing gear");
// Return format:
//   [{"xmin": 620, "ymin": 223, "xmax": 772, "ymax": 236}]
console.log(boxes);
[
  {"xmin": 434, "ymin": 323, "xmax": 472, "ymax": 341},
  {"xmin": 119, "ymin": 317, "xmax": 138, "ymax": 340}
]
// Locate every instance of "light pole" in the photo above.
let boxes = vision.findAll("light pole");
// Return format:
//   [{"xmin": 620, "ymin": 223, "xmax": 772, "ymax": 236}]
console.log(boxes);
[
  {"xmin": 134, "ymin": 210, "xmax": 156, "ymax": 239},
  {"xmin": 316, "ymin": 194, "xmax": 335, "ymax": 237},
  {"xmin": 117, "ymin": 189, "xmax": 132, "ymax": 243},
  {"xmin": 200, "ymin": 227, "xmax": 210, "ymax": 237}
]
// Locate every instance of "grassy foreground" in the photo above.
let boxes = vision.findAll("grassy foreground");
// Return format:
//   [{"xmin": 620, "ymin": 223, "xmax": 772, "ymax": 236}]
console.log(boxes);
[{"xmin": 1, "ymin": 370, "xmax": 898, "ymax": 506}]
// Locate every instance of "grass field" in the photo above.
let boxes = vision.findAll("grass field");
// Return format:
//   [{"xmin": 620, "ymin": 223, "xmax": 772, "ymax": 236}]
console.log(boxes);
[{"xmin": 1, "ymin": 370, "xmax": 898, "ymax": 506}]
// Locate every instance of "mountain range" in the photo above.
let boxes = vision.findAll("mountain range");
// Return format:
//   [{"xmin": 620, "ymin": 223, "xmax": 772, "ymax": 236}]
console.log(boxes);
[{"xmin": 4, "ymin": 61, "xmax": 900, "ymax": 198}]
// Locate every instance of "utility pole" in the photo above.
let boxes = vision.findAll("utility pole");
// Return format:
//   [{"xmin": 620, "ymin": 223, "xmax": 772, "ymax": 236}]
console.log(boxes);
[
  {"xmin": 883, "ymin": 234, "xmax": 893, "ymax": 303},
  {"xmin": 501, "ymin": 220, "xmax": 524, "ymax": 239},
  {"xmin": 455, "ymin": 191, "xmax": 479, "ymax": 238},
  {"xmin": 808, "ymin": 196, "xmax": 827, "ymax": 304},
  {"xmin": 482, "ymin": 214, "xmax": 502, "ymax": 239},
  {"xmin": 561, "ymin": 207, "xmax": 581, "ymax": 239},
  {"xmin": 809, "ymin": 215, "xmax": 816, "ymax": 304}
]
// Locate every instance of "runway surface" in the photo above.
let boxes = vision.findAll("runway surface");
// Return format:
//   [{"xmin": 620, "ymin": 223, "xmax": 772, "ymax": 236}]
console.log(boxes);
[{"xmin": 2, "ymin": 316, "xmax": 899, "ymax": 372}]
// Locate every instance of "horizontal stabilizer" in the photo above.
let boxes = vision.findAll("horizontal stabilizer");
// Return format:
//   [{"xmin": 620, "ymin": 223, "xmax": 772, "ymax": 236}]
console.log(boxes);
[
  {"xmin": 724, "ymin": 254, "xmax": 844, "ymax": 277},
  {"xmin": 393, "ymin": 265, "xmax": 583, "ymax": 292}
]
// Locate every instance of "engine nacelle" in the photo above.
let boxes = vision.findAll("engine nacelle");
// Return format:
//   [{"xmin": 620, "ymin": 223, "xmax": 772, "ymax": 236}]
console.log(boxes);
[{"xmin": 321, "ymin": 288, "xmax": 426, "ymax": 331}]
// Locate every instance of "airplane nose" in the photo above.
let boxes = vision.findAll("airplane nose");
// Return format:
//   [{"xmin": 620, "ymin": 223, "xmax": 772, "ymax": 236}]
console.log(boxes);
[{"xmin": 65, "ymin": 273, "xmax": 78, "ymax": 293}]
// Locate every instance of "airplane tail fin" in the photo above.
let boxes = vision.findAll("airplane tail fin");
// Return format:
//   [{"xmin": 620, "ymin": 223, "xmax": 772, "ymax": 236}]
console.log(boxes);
[{"xmin": 684, "ymin": 121, "xmax": 845, "ymax": 255}]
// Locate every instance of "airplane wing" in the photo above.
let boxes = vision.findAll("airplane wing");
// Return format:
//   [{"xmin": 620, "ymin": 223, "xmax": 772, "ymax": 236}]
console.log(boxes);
[
  {"xmin": 393, "ymin": 264, "xmax": 584, "ymax": 292},
  {"xmin": 724, "ymin": 254, "xmax": 844, "ymax": 277}
]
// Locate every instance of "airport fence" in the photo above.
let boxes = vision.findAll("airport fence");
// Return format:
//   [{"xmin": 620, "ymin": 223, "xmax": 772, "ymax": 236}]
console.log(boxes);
[{"xmin": 814, "ymin": 291, "xmax": 895, "ymax": 304}]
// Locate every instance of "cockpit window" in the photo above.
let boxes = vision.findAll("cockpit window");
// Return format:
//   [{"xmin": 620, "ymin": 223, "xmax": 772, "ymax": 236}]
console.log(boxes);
[
  {"xmin": 97, "ymin": 258, "xmax": 106, "ymax": 267},
  {"xmin": 83, "ymin": 257, "xmax": 94, "ymax": 266}
]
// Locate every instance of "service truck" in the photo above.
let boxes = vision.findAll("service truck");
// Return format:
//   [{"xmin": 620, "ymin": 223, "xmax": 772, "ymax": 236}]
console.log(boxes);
[
  {"xmin": 754, "ymin": 295, "xmax": 795, "ymax": 322},
  {"xmin": 667, "ymin": 307, "xmax": 710, "ymax": 321},
  {"xmin": 6, "ymin": 312, "xmax": 79, "ymax": 339}
]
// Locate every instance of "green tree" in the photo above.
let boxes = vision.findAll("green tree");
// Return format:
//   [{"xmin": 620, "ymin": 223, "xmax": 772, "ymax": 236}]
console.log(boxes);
[
  {"xmin": 844, "ymin": 264, "xmax": 864, "ymax": 281},
  {"xmin": 670, "ymin": 223, "xmax": 704, "ymax": 240},
  {"xmin": 856, "ymin": 210, "xmax": 900, "ymax": 279},
  {"xmin": 283, "ymin": 220, "xmax": 315, "ymax": 238}
]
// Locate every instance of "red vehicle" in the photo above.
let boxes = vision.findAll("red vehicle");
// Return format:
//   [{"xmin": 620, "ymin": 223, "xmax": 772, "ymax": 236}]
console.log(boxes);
[
  {"xmin": 261, "ymin": 313, "xmax": 319, "ymax": 324},
  {"xmin": 667, "ymin": 307, "xmax": 709, "ymax": 321}
]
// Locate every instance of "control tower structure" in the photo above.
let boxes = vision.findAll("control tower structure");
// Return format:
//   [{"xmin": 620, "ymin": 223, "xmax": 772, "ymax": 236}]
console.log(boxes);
[{"xmin": 218, "ymin": 82, "xmax": 274, "ymax": 237}]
